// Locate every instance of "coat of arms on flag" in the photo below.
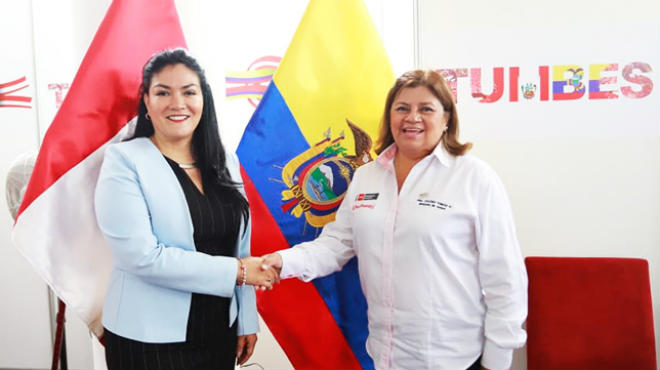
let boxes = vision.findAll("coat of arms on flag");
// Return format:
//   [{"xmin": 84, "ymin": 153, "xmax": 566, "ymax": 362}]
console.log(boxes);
[{"xmin": 280, "ymin": 119, "xmax": 373, "ymax": 228}]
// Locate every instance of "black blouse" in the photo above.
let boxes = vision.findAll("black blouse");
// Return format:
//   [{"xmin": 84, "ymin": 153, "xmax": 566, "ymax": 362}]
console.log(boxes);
[{"xmin": 165, "ymin": 156, "xmax": 242, "ymax": 344}]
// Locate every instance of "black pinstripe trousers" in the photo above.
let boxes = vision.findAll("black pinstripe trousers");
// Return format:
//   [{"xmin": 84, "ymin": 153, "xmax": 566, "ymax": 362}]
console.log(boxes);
[{"xmin": 104, "ymin": 325, "xmax": 237, "ymax": 370}]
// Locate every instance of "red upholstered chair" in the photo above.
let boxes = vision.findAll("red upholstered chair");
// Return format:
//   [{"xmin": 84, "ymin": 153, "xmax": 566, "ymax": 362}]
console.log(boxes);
[{"xmin": 525, "ymin": 257, "xmax": 657, "ymax": 370}]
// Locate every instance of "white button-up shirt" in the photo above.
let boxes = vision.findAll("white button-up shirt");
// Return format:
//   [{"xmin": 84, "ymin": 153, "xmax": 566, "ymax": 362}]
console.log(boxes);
[{"xmin": 279, "ymin": 143, "xmax": 527, "ymax": 370}]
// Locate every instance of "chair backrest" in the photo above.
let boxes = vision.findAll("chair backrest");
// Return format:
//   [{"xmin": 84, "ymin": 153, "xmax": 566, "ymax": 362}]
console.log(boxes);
[{"xmin": 525, "ymin": 257, "xmax": 657, "ymax": 370}]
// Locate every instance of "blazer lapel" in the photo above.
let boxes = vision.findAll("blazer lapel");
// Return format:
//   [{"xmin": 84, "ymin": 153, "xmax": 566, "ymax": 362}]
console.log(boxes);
[{"xmin": 133, "ymin": 137, "xmax": 196, "ymax": 251}]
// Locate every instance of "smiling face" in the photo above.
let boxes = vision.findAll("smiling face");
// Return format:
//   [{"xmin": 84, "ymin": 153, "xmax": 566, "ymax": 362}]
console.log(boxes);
[
  {"xmin": 390, "ymin": 86, "xmax": 448, "ymax": 161},
  {"xmin": 143, "ymin": 63, "xmax": 203, "ymax": 146}
]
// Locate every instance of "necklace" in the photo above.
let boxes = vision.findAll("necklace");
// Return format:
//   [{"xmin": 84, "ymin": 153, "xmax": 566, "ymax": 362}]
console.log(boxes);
[{"xmin": 178, "ymin": 162, "xmax": 197, "ymax": 169}]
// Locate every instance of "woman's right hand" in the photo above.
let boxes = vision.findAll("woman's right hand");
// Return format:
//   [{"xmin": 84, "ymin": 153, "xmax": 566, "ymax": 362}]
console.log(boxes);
[
  {"xmin": 238, "ymin": 257, "xmax": 279, "ymax": 290},
  {"xmin": 260, "ymin": 253, "xmax": 283, "ymax": 275}
]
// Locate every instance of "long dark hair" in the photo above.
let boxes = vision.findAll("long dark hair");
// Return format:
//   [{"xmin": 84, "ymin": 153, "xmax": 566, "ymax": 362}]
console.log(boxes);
[
  {"xmin": 375, "ymin": 69, "xmax": 472, "ymax": 156},
  {"xmin": 132, "ymin": 48, "xmax": 249, "ymax": 224}
]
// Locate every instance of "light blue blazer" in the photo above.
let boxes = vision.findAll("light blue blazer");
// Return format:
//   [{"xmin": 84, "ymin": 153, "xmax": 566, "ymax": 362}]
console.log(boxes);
[{"xmin": 94, "ymin": 137, "xmax": 258, "ymax": 343}]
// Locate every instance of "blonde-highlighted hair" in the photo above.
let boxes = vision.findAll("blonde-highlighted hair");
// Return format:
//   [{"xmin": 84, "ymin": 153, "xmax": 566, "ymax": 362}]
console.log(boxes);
[{"xmin": 375, "ymin": 69, "xmax": 472, "ymax": 156}]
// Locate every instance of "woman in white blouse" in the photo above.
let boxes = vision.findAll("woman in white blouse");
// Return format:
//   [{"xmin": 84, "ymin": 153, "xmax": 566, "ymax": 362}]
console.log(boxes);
[{"xmin": 262, "ymin": 70, "xmax": 527, "ymax": 370}]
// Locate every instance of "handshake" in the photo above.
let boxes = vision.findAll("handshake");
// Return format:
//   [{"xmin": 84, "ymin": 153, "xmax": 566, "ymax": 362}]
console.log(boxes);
[{"xmin": 236, "ymin": 253, "xmax": 283, "ymax": 290}]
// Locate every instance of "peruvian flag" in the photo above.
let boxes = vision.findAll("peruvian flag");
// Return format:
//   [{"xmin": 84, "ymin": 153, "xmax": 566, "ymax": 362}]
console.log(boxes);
[{"xmin": 12, "ymin": 0, "xmax": 186, "ymax": 337}]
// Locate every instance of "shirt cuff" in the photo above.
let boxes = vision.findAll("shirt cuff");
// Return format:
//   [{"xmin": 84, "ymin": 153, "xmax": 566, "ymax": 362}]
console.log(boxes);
[
  {"xmin": 481, "ymin": 339, "xmax": 513, "ymax": 370},
  {"xmin": 278, "ymin": 249, "xmax": 301, "ymax": 279},
  {"xmin": 276, "ymin": 247, "xmax": 312, "ymax": 282}
]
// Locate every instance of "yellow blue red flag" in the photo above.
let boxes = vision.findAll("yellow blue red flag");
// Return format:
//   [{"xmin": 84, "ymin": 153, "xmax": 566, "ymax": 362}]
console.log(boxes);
[{"xmin": 237, "ymin": 0, "xmax": 393, "ymax": 368}]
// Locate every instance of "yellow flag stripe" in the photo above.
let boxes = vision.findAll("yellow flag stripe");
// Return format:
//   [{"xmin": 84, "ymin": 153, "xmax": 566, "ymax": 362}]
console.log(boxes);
[{"xmin": 273, "ymin": 0, "xmax": 394, "ymax": 154}]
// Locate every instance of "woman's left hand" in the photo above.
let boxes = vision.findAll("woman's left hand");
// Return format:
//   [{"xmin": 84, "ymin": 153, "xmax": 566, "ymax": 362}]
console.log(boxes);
[{"xmin": 236, "ymin": 334, "xmax": 257, "ymax": 365}]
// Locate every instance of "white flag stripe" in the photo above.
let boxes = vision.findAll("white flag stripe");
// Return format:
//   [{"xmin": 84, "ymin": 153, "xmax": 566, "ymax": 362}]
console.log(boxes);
[{"xmin": 12, "ymin": 122, "xmax": 133, "ymax": 336}]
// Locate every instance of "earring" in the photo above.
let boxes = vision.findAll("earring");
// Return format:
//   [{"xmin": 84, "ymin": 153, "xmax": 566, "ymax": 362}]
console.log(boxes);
[{"xmin": 146, "ymin": 113, "xmax": 151, "ymax": 121}]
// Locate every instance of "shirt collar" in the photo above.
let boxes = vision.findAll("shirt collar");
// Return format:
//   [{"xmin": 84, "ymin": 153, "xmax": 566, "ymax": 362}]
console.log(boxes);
[
  {"xmin": 376, "ymin": 144, "xmax": 397, "ymax": 169},
  {"xmin": 431, "ymin": 141, "xmax": 455, "ymax": 168},
  {"xmin": 376, "ymin": 142, "xmax": 454, "ymax": 169}
]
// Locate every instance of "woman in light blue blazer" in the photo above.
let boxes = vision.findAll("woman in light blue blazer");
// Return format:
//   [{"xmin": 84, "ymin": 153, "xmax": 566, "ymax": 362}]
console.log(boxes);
[{"xmin": 95, "ymin": 49, "xmax": 277, "ymax": 370}]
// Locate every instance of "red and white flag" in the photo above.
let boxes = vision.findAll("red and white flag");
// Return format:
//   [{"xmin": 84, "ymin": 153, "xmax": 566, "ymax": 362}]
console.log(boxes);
[{"xmin": 12, "ymin": 0, "xmax": 186, "ymax": 336}]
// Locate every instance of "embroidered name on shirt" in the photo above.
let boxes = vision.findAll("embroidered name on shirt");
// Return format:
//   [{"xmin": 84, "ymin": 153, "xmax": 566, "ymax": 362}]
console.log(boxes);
[
  {"xmin": 355, "ymin": 193, "xmax": 379, "ymax": 201},
  {"xmin": 353, "ymin": 193, "xmax": 378, "ymax": 210},
  {"xmin": 417, "ymin": 198, "xmax": 452, "ymax": 210}
]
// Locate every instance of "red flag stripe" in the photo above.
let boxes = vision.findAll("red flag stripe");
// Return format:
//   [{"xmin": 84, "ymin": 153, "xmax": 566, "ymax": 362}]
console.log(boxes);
[{"xmin": 241, "ymin": 167, "xmax": 362, "ymax": 370}]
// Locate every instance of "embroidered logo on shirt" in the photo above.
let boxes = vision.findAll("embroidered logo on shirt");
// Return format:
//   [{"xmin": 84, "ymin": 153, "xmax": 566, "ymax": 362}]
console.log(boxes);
[
  {"xmin": 417, "ymin": 198, "xmax": 452, "ymax": 210},
  {"xmin": 355, "ymin": 193, "xmax": 379, "ymax": 201},
  {"xmin": 353, "ymin": 192, "xmax": 378, "ymax": 210}
]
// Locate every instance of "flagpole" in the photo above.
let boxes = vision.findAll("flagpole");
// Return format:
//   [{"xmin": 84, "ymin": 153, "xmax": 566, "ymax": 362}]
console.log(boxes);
[{"xmin": 51, "ymin": 299, "xmax": 68, "ymax": 370}]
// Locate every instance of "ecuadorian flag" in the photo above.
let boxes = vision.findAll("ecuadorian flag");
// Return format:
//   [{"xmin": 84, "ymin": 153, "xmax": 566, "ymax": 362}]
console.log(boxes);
[{"xmin": 237, "ymin": 0, "xmax": 393, "ymax": 368}]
